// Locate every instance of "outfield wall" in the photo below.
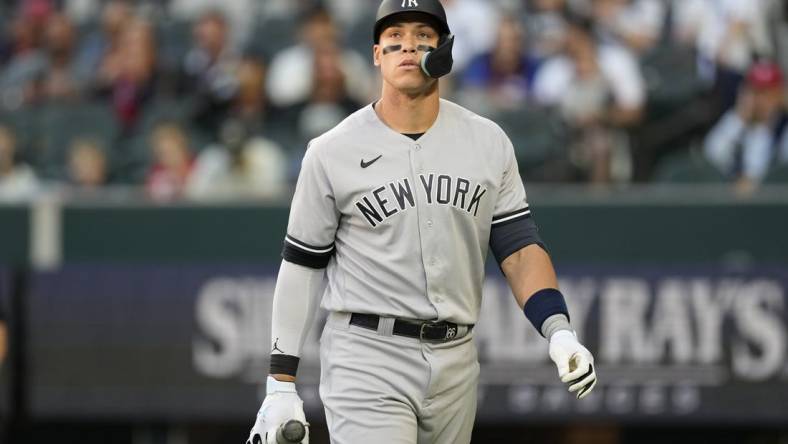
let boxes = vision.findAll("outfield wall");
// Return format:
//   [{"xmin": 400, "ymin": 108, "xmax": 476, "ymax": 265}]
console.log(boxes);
[{"xmin": 0, "ymin": 186, "xmax": 787, "ymax": 425}]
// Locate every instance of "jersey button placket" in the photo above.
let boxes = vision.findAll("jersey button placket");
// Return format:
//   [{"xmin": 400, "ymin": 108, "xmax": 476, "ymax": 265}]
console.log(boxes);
[
  {"xmin": 411, "ymin": 141, "xmax": 439, "ymax": 315},
  {"xmin": 413, "ymin": 143, "xmax": 424, "ymax": 173}
]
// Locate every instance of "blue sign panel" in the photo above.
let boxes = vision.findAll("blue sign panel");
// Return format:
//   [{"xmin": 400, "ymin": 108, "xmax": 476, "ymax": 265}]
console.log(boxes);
[{"xmin": 26, "ymin": 265, "xmax": 788, "ymax": 424}]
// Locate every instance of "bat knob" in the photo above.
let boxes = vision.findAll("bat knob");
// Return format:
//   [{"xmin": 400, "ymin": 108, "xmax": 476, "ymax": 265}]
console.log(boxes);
[{"xmin": 277, "ymin": 419, "xmax": 306, "ymax": 443}]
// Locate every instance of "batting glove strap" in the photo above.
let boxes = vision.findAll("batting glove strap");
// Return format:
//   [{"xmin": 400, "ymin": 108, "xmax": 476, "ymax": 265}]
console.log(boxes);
[
  {"xmin": 266, "ymin": 375, "xmax": 297, "ymax": 395},
  {"xmin": 549, "ymin": 329, "xmax": 577, "ymax": 343}
]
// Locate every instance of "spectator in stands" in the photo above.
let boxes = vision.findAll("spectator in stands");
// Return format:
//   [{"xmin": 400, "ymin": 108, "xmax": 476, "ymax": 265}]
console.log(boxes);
[
  {"xmin": 226, "ymin": 57, "xmax": 268, "ymax": 135},
  {"xmin": 591, "ymin": 0, "xmax": 665, "ymax": 55},
  {"xmin": 0, "ymin": 10, "xmax": 49, "ymax": 110},
  {"xmin": 533, "ymin": 13, "xmax": 644, "ymax": 183},
  {"xmin": 323, "ymin": 0, "xmax": 376, "ymax": 28},
  {"xmin": 146, "ymin": 122, "xmax": 195, "ymax": 200},
  {"xmin": 168, "ymin": 0, "xmax": 257, "ymax": 51},
  {"xmin": 187, "ymin": 118, "xmax": 288, "ymax": 200},
  {"xmin": 0, "ymin": 16, "xmax": 12, "ymax": 66},
  {"xmin": 285, "ymin": 43, "xmax": 364, "ymax": 144},
  {"xmin": 94, "ymin": 17, "xmax": 159, "ymax": 132},
  {"xmin": 67, "ymin": 137, "xmax": 109, "ymax": 190},
  {"xmin": 266, "ymin": 5, "xmax": 371, "ymax": 108},
  {"xmin": 704, "ymin": 61, "xmax": 788, "ymax": 194},
  {"xmin": 441, "ymin": 0, "xmax": 499, "ymax": 72},
  {"xmin": 0, "ymin": 11, "xmax": 83, "ymax": 105},
  {"xmin": 76, "ymin": 0, "xmax": 134, "ymax": 87},
  {"xmin": 40, "ymin": 13, "xmax": 82, "ymax": 101},
  {"xmin": 180, "ymin": 9, "xmax": 241, "ymax": 139},
  {"xmin": 695, "ymin": 0, "xmax": 773, "ymax": 111},
  {"xmin": 774, "ymin": 0, "xmax": 788, "ymax": 79},
  {"xmin": 0, "ymin": 124, "xmax": 39, "ymax": 200},
  {"xmin": 258, "ymin": 0, "xmax": 303, "ymax": 21},
  {"xmin": 668, "ymin": 0, "xmax": 708, "ymax": 47},
  {"xmin": 187, "ymin": 55, "xmax": 288, "ymax": 200},
  {"xmin": 460, "ymin": 15, "xmax": 540, "ymax": 112},
  {"xmin": 523, "ymin": 0, "xmax": 570, "ymax": 61}
]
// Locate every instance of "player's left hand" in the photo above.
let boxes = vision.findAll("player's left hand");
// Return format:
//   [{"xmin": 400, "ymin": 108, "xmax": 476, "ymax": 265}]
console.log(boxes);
[
  {"xmin": 246, "ymin": 376, "xmax": 309, "ymax": 444},
  {"xmin": 548, "ymin": 330, "xmax": 597, "ymax": 399}
]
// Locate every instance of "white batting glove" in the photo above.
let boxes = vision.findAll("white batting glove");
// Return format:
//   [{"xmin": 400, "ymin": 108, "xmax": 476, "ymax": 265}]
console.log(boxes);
[
  {"xmin": 246, "ymin": 376, "xmax": 309, "ymax": 444},
  {"xmin": 548, "ymin": 330, "xmax": 598, "ymax": 399}
]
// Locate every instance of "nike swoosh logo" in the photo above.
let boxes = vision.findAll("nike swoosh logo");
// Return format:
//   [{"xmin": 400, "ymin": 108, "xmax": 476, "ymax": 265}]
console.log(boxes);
[{"xmin": 360, "ymin": 154, "xmax": 383, "ymax": 168}]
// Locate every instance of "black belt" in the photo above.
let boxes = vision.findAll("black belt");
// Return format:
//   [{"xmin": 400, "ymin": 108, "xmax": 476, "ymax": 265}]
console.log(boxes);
[{"xmin": 349, "ymin": 313, "xmax": 473, "ymax": 342}]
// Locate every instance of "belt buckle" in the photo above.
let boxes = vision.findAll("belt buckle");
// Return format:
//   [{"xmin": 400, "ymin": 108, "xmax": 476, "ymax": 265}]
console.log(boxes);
[{"xmin": 419, "ymin": 321, "xmax": 458, "ymax": 342}]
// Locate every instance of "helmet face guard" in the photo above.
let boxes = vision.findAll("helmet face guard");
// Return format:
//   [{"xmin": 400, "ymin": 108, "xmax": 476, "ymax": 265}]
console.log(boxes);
[
  {"xmin": 374, "ymin": 0, "xmax": 454, "ymax": 78},
  {"xmin": 420, "ymin": 34, "xmax": 454, "ymax": 78}
]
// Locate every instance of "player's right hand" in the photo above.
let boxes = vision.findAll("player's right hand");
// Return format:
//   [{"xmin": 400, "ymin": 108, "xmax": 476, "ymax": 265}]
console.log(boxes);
[{"xmin": 246, "ymin": 376, "xmax": 309, "ymax": 444}]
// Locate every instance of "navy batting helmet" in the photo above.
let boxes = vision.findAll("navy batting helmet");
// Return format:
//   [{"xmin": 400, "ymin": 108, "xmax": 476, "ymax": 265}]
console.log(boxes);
[{"xmin": 373, "ymin": 0, "xmax": 454, "ymax": 78}]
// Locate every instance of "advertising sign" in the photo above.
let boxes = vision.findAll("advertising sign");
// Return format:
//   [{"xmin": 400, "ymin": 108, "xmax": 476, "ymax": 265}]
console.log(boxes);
[{"xmin": 27, "ymin": 265, "xmax": 788, "ymax": 424}]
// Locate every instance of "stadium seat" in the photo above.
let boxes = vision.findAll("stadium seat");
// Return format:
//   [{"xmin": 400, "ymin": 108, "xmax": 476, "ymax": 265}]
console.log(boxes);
[
  {"xmin": 137, "ymin": 98, "xmax": 193, "ymax": 133},
  {"xmin": 652, "ymin": 146, "xmax": 727, "ymax": 183},
  {"xmin": 343, "ymin": 12, "xmax": 378, "ymax": 63},
  {"xmin": 763, "ymin": 163, "xmax": 788, "ymax": 184},
  {"xmin": 35, "ymin": 101, "xmax": 119, "ymax": 179},
  {"xmin": 0, "ymin": 105, "xmax": 38, "ymax": 164},
  {"xmin": 138, "ymin": 97, "xmax": 211, "ymax": 146},
  {"xmin": 157, "ymin": 18, "xmax": 193, "ymax": 69},
  {"xmin": 110, "ymin": 98, "xmax": 212, "ymax": 183},
  {"xmin": 245, "ymin": 16, "xmax": 298, "ymax": 61},
  {"xmin": 114, "ymin": 99, "xmax": 176, "ymax": 184},
  {"xmin": 641, "ymin": 43, "xmax": 706, "ymax": 121},
  {"xmin": 490, "ymin": 106, "xmax": 568, "ymax": 174},
  {"xmin": 112, "ymin": 133, "xmax": 151, "ymax": 184}
]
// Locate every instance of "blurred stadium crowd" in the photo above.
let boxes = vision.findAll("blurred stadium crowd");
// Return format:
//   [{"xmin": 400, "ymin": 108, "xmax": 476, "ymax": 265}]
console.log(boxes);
[{"xmin": 1, "ymin": 0, "xmax": 788, "ymax": 201}]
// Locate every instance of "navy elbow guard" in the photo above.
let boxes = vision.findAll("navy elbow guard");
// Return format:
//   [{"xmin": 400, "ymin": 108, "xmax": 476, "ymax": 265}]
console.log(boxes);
[{"xmin": 523, "ymin": 288, "xmax": 570, "ymax": 337}]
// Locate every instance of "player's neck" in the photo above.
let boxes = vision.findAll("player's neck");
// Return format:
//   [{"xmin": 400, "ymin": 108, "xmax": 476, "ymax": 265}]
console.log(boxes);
[{"xmin": 375, "ymin": 83, "xmax": 440, "ymax": 134}]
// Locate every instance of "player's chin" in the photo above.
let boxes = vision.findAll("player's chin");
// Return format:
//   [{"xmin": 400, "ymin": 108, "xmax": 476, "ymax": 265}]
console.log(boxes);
[{"xmin": 391, "ymin": 74, "xmax": 432, "ymax": 92}]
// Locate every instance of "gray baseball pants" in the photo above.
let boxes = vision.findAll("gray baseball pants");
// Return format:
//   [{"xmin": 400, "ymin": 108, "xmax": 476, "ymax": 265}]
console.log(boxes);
[{"xmin": 319, "ymin": 312, "xmax": 480, "ymax": 444}]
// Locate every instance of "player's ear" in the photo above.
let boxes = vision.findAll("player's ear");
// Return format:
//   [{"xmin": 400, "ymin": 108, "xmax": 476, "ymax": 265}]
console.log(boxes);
[{"xmin": 373, "ymin": 44, "xmax": 381, "ymax": 67}]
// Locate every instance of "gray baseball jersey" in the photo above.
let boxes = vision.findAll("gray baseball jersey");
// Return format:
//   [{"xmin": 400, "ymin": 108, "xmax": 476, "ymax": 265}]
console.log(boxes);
[{"xmin": 282, "ymin": 98, "xmax": 541, "ymax": 326}]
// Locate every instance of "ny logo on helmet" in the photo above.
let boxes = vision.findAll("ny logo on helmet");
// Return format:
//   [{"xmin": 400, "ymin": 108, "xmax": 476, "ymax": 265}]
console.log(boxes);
[{"xmin": 402, "ymin": 0, "xmax": 418, "ymax": 7}]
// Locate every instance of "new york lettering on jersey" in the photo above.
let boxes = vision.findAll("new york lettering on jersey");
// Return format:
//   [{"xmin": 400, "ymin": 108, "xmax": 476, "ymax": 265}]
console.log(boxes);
[{"xmin": 354, "ymin": 174, "xmax": 488, "ymax": 228}]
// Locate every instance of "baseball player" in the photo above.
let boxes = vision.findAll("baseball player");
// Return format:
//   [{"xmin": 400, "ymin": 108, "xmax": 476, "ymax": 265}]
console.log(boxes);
[{"xmin": 246, "ymin": 1, "xmax": 597, "ymax": 443}]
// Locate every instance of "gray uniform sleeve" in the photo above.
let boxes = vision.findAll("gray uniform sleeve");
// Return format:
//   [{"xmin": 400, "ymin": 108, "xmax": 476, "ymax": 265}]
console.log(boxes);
[
  {"xmin": 488, "ymin": 132, "xmax": 544, "ymax": 264},
  {"xmin": 282, "ymin": 144, "xmax": 340, "ymax": 269}
]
